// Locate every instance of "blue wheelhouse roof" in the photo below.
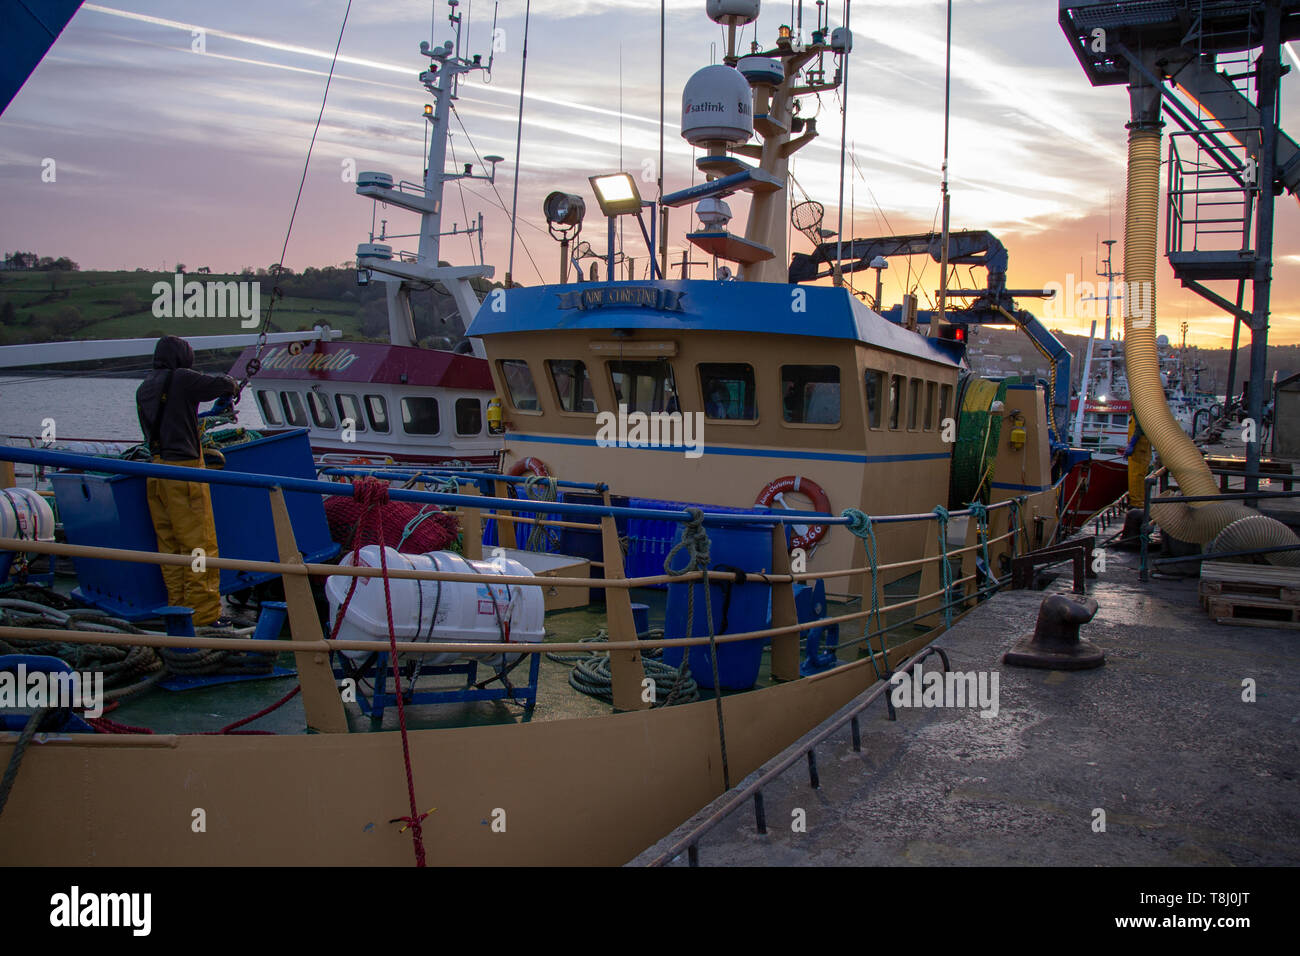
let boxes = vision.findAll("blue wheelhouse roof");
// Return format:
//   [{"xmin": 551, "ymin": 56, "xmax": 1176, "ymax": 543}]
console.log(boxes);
[{"xmin": 467, "ymin": 279, "xmax": 961, "ymax": 367}]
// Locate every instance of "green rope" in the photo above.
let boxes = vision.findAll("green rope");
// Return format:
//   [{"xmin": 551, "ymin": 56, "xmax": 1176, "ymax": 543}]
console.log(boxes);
[
  {"xmin": 968, "ymin": 500, "xmax": 992, "ymax": 587},
  {"xmin": 933, "ymin": 506, "xmax": 953, "ymax": 628},
  {"xmin": 663, "ymin": 507, "xmax": 731, "ymax": 789},
  {"xmin": 1008, "ymin": 497, "xmax": 1023, "ymax": 558},
  {"xmin": 521, "ymin": 475, "xmax": 559, "ymax": 552},
  {"xmin": 841, "ymin": 508, "xmax": 891, "ymax": 681}
]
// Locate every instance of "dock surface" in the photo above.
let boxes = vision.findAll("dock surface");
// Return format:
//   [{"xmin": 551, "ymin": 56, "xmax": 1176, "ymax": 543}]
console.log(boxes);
[{"xmin": 634, "ymin": 549, "xmax": 1300, "ymax": 866}]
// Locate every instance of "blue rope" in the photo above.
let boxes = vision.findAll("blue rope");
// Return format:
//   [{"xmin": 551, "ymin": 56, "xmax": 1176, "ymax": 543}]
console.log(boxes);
[
  {"xmin": 841, "ymin": 508, "xmax": 889, "ymax": 680},
  {"xmin": 933, "ymin": 505, "xmax": 953, "ymax": 628}
]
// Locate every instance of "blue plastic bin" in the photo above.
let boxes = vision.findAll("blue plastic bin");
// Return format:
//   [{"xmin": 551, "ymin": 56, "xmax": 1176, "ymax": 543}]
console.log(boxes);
[{"xmin": 662, "ymin": 509, "xmax": 775, "ymax": 690}]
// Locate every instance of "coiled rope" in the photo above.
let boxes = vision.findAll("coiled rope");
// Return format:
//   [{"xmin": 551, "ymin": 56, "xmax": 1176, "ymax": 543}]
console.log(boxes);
[
  {"xmin": 548, "ymin": 629, "xmax": 701, "ymax": 706},
  {"xmin": 521, "ymin": 475, "xmax": 559, "ymax": 552}
]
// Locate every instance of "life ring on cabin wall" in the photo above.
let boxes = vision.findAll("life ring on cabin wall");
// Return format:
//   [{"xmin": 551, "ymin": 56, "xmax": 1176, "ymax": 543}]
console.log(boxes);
[
  {"xmin": 754, "ymin": 475, "xmax": 831, "ymax": 551},
  {"xmin": 508, "ymin": 456, "xmax": 551, "ymax": 479}
]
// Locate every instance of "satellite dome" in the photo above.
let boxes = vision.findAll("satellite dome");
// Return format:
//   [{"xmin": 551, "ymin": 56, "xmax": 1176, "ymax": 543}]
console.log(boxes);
[
  {"xmin": 706, "ymin": 0, "xmax": 760, "ymax": 27},
  {"xmin": 682, "ymin": 64, "xmax": 752, "ymax": 147},
  {"xmin": 737, "ymin": 55, "xmax": 784, "ymax": 86}
]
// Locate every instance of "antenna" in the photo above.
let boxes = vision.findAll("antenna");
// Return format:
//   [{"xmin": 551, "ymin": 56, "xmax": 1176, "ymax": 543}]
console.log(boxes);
[
  {"xmin": 506, "ymin": 0, "xmax": 532, "ymax": 287},
  {"xmin": 937, "ymin": 0, "xmax": 953, "ymax": 325}
]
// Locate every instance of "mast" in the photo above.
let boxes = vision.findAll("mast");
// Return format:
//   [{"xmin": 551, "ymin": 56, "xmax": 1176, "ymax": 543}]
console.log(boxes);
[
  {"xmin": 937, "ymin": 0, "xmax": 953, "ymax": 326},
  {"xmin": 354, "ymin": 0, "xmax": 500, "ymax": 351}
]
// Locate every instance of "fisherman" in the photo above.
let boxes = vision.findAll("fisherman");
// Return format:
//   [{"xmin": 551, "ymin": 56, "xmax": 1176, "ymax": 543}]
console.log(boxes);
[{"xmin": 136, "ymin": 335, "xmax": 239, "ymax": 628}]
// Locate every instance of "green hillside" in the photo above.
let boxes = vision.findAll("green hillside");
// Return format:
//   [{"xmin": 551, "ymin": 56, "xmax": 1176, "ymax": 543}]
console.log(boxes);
[{"xmin": 0, "ymin": 266, "xmax": 498, "ymax": 366}]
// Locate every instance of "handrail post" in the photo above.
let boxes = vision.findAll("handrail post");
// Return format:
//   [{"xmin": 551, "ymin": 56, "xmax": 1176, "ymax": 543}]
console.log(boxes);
[
  {"xmin": 769, "ymin": 525, "xmax": 800, "ymax": 681},
  {"xmin": 268, "ymin": 487, "xmax": 348, "ymax": 734},
  {"xmin": 600, "ymin": 494, "xmax": 648, "ymax": 711},
  {"xmin": 458, "ymin": 484, "xmax": 483, "ymax": 560},
  {"xmin": 1140, "ymin": 473, "xmax": 1154, "ymax": 583}
]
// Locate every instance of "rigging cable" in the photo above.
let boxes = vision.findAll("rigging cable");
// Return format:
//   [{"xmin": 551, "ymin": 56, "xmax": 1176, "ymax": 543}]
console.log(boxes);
[{"xmin": 243, "ymin": 0, "xmax": 353, "ymax": 385}]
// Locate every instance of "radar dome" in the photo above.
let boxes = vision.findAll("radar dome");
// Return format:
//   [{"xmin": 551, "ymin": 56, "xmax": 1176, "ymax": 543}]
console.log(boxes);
[
  {"xmin": 707, "ymin": 0, "xmax": 760, "ymax": 27},
  {"xmin": 737, "ymin": 55, "xmax": 784, "ymax": 86},
  {"xmin": 682, "ymin": 65, "xmax": 753, "ymax": 147}
]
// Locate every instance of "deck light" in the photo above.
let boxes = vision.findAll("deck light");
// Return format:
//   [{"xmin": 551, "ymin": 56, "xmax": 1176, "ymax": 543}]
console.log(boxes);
[
  {"xmin": 589, "ymin": 173, "xmax": 642, "ymax": 217},
  {"xmin": 544, "ymin": 191, "xmax": 586, "ymax": 228},
  {"xmin": 424, "ymin": 104, "xmax": 433, "ymax": 117}
]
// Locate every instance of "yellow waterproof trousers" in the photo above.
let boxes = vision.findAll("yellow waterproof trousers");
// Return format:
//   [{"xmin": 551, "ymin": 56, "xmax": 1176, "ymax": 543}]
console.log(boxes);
[
  {"xmin": 1127, "ymin": 416, "xmax": 1152, "ymax": 508},
  {"xmin": 146, "ymin": 457, "xmax": 223, "ymax": 625}
]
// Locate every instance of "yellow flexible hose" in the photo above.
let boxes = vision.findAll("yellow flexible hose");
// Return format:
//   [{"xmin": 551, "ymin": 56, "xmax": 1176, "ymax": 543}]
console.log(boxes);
[{"xmin": 1124, "ymin": 127, "xmax": 1299, "ymax": 560}]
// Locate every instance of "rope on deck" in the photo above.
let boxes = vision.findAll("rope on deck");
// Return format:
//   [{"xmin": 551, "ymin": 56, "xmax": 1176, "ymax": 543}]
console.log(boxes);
[{"xmin": 934, "ymin": 506, "xmax": 953, "ymax": 628}]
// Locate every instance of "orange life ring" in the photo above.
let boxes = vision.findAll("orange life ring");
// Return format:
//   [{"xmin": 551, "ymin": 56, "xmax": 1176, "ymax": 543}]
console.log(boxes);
[
  {"xmin": 755, "ymin": 475, "xmax": 831, "ymax": 551},
  {"xmin": 508, "ymin": 456, "xmax": 551, "ymax": 479}
]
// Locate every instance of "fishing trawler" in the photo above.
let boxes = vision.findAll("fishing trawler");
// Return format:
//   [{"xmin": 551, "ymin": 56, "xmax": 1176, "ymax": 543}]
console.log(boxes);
[{"xmin": 1, "ymin": 0, "xmax": 1118, "ymax": 867}]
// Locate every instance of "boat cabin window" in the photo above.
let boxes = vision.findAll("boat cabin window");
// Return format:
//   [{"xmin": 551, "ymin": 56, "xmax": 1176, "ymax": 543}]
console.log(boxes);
[
  {"xmin": 364, "ymin": 394, "xmax": 390, "ymax": 433},
  {"xmin": 925, "ymin": 382, "xmax": 937, "ymax": 431},
  {"xmin": 335, "ymin": 393, "xmax": 367, "ymax": 432},
  {"xmin": 889, "ymin": 375, "xmax": 904, "ymax": 429},
  {"xmin": 500, "ymin": 359, "xmax": 540, "ymax": 412},
  {"xmin": 548, "ymin": 360, "xmax": 596, "ymax": 414},
  {"xmin": 782, "ymin": 365, "xmax": 840, "ymax": 425},
  {"xmin": 609, "ymin": 359, "xmax": 678, "ymax": 414},
  {"xmin": 307, "ymin": 389, "xmax": 335, "ymax": 429},
  {"xmin": 907, "ymin": 378, "xmax": 921, "ymax": 430},
  {"xmin": 699, "ymin": 363, "xmax": 756, "ymax": 420},
  {"xmin": 864, "ymin": 371, "xmax": 884, "ymax": 429},
  {"xmin": 280, "ymin": 391, "xmax": 308, "ymax": 428},
  {"xmin": 257, "ymin": 390, "xmax": 283, "ymax": 426},
  {"xmin": 401, "ymin": 397, "xmax": 440, "ymax": 435},
  {"xmin": 455, "ymin": 398, "xmax": 482, "ymax": 435},
  {"xmin": 939, "ymin": 384, "xmax": 952, "ymax": 426}
]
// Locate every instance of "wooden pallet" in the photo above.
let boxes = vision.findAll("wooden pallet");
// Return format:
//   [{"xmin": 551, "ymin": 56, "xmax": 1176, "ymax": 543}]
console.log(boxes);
[
  {"xmin": 1205, "ymin": 594, "xmax": 1300, "ymax": 628},
  {"xmin": 1199, "ymin": 561, "xmax": 1300, "ymax": 607}
]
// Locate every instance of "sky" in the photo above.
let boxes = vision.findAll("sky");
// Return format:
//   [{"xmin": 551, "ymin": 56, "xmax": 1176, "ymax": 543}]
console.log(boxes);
[{"xmin": 1, "ymin": 0, "xmax": 1299, "ymax": 346}]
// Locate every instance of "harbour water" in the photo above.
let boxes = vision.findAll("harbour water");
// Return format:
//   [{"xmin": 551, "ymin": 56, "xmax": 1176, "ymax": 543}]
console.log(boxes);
[{"xmin": 0, "ymin": 374, "xmax": 267, "ymax": 441}]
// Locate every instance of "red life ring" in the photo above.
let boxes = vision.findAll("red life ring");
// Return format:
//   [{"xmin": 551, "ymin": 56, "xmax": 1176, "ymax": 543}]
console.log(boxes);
[
  {"xmin": 755, "ymin": 475, "xmax": 831, "ymax": 551},
  {"xmin": 508, "ymin": 456, "xmax": 551, "ymax": 479}
]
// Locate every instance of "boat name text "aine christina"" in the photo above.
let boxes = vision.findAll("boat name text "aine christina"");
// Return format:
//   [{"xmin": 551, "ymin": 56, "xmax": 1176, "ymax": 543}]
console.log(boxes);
[{"xmin": 556, "ymin": 287, "xmax": 687, "ymax": 312}]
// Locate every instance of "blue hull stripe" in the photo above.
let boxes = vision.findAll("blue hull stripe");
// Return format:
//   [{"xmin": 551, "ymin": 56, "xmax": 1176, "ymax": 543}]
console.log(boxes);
[
  {"xmin": 991, "ymin": 480, "xmax": 1051, "ymax": 492},
  {"xmin": 509, "ymin": 433, "xmax": 949, "ymax": 465}
]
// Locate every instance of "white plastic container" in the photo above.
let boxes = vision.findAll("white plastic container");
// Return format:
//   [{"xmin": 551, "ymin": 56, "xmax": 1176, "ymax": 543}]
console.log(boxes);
[
  {"xmin": 326, "ymin": 546, "xmax": 544, "ymax": 668},
  {"xmin": 0, "ymin": 488, "xmax": 55, "ymax": 542}
]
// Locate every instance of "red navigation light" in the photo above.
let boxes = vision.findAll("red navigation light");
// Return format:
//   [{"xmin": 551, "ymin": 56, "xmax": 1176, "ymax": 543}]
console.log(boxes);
[{"xmin": 954, "ymin": 327, "xmax": 965, "ymax": 342}]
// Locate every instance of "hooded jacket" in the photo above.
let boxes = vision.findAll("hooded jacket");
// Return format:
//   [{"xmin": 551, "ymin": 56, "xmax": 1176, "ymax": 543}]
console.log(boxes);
[{"xmin": 136, "ymin": 336, "xmax": 238, "ymax": 461}]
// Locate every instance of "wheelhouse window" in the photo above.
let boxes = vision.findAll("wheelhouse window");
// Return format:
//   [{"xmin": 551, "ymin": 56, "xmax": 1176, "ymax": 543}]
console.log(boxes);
[
  {"xmin": 500, "ymin": 359, "xmax": 540, "ymax": 412},
  {"xmin": 307, "ymin": 389, "xmax": 336, "ymax": 429},
  {"xmin": 907, "ymin": 378, "xmax": 921, "ymax": 430},
  {"xmin": 609, "ymin": 359, "xmax": 678, "ymax": 414},
  {"xmin": 364, "ymin": 394, "xmax": 389, "ymax": 433},
  {"xmin": 335, "ymin": 393, "xmax": 367, "ymax": 432},
  {"xmin": 401, "ymin": 397, "xmax": 440, "ymax": 435},
  {"xmin": 781, "ymin": 365, "xmax": 840, "ymax": 425},
  {"xmin": 939, "ymin": 384, "xmax": 953, "ymax": 428},
  {"xmin": 924, "ymin": 382, "xmax": 937, "ymax": 431},
  {"xmin": 699, "ymin": 363, "xmax": 756, "ymax": 420},
  {"xmin": 889, "ymin": 375, "xmax": 904, "ymax": 430},
  {"xmin": 864, "ymin": 370, "xmax": 884, "ymax": 429},
  {"xmin": 257, "ymin": 390, "xmax": 282, "ymax": 426},
  {"xmin": 280, "ymin": 391, "xmax": 308, "ymax": 428},
  {"xmin": 455, "ymin": 397, "xmax": 482, "ymax": 435},
  {"xmin": 548, "ymin": 360, "xmax": 596, "ymax": 413}
]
